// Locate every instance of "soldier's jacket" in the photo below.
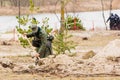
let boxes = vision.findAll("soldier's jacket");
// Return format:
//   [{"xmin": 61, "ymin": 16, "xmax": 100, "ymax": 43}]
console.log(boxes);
[
  {"xmin": 107, "ymin": 15, "xmax": 115, "ymax": 23},
  {"xmin": 27, "ymin": 27, "xmax": 52, "ymax": 58}
]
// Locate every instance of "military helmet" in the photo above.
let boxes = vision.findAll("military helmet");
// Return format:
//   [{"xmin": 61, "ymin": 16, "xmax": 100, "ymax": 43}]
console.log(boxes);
[
  {"xmin": 110, "ymin": 13, "xmax": 114, "ymax": 16},
  {"xmin": 31, "ymin": 24, "xmax": 38, "ymax": 33}
]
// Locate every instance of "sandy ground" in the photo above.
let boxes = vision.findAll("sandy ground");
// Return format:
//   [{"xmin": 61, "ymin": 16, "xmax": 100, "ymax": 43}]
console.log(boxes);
[
  {"xmin": 0, "ymin": 0, "xmax": 120, "ymax": 79},
  {"xmin": 1, "ymin": 30, "xmax": 120, "ymax": 56},
  {"xmin": 0, "ymin": 30, "xmax": 120, "ymax": 80},
  {"xmin": 0, "ymin": 33, "xmax": 30, "ymax": 56}
]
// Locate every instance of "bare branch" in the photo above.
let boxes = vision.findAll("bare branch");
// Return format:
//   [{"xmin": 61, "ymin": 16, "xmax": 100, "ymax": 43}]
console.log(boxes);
[{"xmin": 101, "ymin": 0, "xmax": 108, "ymax": 30}]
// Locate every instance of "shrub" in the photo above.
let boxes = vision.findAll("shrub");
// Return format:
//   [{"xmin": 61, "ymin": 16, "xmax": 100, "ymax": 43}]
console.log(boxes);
[{"xmin": 65, "ymin": 15, "xmax": 85, "ymax": 30}]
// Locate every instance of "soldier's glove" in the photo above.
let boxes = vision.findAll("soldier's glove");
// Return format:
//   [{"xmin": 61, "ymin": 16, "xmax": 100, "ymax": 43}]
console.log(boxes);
[
  {"xmin": 47, "ymin": 35, "xmax": 54, "ymax": 42},
  {"xmin": 26, "ymin": 33, "xmax": 35, "ymax": 38},
  {"xmin": 26, "ymin": 34, "xmax": 31, "ymax": 38}
]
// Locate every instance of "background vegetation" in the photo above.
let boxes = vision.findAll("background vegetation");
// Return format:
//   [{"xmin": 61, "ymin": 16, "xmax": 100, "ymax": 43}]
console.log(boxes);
[{"xmin": 0, "ymin": 0, "xmax": 119, "ymax": 15}]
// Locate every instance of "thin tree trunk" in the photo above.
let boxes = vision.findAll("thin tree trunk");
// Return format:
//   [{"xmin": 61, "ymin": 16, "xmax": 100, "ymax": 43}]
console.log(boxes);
[
  {"xmin": 60, "ymin": 0, "xmax": 65, "ymax": 33},
  {"xmin": 110, "ymin": 0, "xmax": 113, "ymax": 15},
  {"xmin": 101, "ymin": 0, "xmax": 108, "ymax": 30},
  {"xmin": 18, "ymin": 0, "xmax": 20, "ymax": 28}
]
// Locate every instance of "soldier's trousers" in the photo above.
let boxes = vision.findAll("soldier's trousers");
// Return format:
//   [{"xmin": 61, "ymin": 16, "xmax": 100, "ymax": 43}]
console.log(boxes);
[{"xmin": 36, "ymin": 40, "xmax": 53, "ymax": 58}]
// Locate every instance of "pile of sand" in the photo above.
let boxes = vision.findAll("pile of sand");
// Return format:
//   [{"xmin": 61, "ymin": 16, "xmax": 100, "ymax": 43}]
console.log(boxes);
[{"xmin": 94, "ymin": 39, "xmax": 120, "ymax": 58}]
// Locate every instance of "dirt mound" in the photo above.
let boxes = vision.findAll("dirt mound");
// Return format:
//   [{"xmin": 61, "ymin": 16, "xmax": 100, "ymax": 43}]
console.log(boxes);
[
  {"xmin": 0, "ymin": 54, "xmax": 120, "ymax": 77},
  {"xmin": 5, "ymin": 55, "xmax": 119, "ymax": 77},
  {"xmin": 95, "ymin": 39, "xmax": 120, "ymax": 58},
  {"xmin": 0, "ymin": 39, "xmax": 120, "ymax": 77},
  {"xmin": 0, "ymin": 58, "xmax": 14, "ymax": 69}
]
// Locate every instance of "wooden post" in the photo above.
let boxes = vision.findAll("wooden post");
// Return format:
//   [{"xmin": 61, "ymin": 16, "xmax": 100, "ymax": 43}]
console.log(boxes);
[
  {"xmin": 92, "ymin": 21, "xmax": 94, "ymax": 31},
  {"xmin": 73, "ymin": 18, "xmax": 77, "ymax": 30},
  {"xmin": 13, "ymin": 28, "xmax": 16, "ymax": 41}
]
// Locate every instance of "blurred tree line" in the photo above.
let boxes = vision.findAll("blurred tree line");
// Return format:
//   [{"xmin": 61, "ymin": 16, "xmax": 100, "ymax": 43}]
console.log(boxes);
[{"xmin": 0, "ymin": 0, "xmax": 58, "ymax": 7}]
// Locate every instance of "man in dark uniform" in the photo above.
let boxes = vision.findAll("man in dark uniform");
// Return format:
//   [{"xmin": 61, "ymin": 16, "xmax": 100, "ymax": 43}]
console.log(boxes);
[
  {"xmin": 106, "ymin": 13, "xmax": 116, "ymax": 30},
  {"xmin": 26, "ymin": 24, "xmax": 53, "ymax": 58},
  {"xmin": 114, "ymin": 14, "xmax": 119, "ymax": 23},
  {"xmin": 114, "ymin": 14, "xmax": 120, "ymax": 30}
]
